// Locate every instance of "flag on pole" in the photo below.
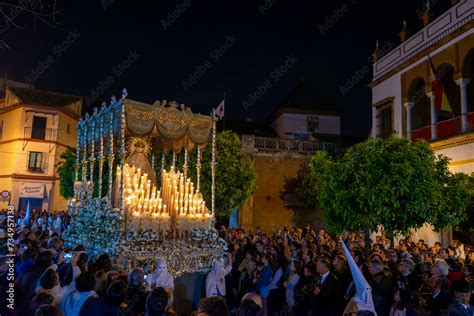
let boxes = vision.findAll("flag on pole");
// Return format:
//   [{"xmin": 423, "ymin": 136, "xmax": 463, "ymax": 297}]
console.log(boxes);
[
  {"xmin": 429, "ymin": 56, "xmax": 453, "ymax": 113},
  {"xmin": 341, "ymin": 239, "xmax": 376, "ymax": 315},
  {"xmin": 24, "ymin": 200, "xmax": 31, "ymax": 227},
  {"xmin": 216, "ymin": 98, "xmax": 225, "ymax": 119}
]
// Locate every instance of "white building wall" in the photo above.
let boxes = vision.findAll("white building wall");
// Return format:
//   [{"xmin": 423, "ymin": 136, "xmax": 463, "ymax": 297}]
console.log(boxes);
[
  {"xmin": 372, "ymin": 74, "xmax": 403, "ymax": 137},
  {"xmin": 273, "ymin": 113, "xmax": 340, "ymax": 140}
]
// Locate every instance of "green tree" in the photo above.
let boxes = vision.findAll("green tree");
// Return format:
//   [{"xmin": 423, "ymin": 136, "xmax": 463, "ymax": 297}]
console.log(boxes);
[
  {"xmin": 455, "ymin": 173, "xmax": 474, "ymax": 234},
  {"xmin": 158, "ymin": 130, "xmax": 257, "ymax": 218},
  {"xmin": 56, "ymin": 147, "xmax": 117, "ymax": 199},
  {"xmin": 299, "ymin": 136, "xmax": 471, "ymax": 237},
  {"xmin": 56, "ymin": 147, "xmax": 76, "ymax": 199}
]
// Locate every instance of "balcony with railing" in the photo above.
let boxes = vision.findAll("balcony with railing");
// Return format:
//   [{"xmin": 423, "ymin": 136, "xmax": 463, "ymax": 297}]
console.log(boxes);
[
  {"xmin": 24, "ymin": 127, "xmax": 58, "ymax": 141},
  {"xmin": 242, "ymin": 135, "xmax": 338, "ymax": 155},
  {"xmin": 373, "ymin": 1, "xmax": 473, "ymax": 81},
  {"xmin": 411, "ymin": 112, "xmax": 474, "ymax": 141}
]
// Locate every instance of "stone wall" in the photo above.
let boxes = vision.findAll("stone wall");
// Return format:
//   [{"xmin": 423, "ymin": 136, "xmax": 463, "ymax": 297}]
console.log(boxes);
[{"xmin": 239, "ymin": 153, "xmax": 324, "ymax": 232}]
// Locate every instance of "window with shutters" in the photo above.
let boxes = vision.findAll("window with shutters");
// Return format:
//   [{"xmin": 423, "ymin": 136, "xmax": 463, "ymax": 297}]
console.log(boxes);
[
  {"xmin": 376, "ymin": 104, "xmax": 394, "ymax": 138},
  {"xmin": 28, "ymin": 152, "xmax": 44, "ymax": 172}
]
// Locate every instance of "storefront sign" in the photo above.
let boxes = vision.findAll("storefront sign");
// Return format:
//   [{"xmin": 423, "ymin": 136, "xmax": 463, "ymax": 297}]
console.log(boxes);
[{"xmin": 19, "ymin": 183, "xmax": 44, "ymax": 198}]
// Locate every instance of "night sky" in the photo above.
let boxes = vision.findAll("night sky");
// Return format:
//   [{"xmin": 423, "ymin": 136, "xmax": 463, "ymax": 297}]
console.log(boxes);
[{"xmin": 1, "ymin": 0, "xmax": 449, "ymax": 137}]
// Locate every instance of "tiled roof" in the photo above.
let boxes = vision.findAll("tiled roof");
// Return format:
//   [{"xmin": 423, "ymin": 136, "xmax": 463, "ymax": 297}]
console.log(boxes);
[{"xmin": 7, "ymin": 87, "xmax": 82, "ymax": 108}]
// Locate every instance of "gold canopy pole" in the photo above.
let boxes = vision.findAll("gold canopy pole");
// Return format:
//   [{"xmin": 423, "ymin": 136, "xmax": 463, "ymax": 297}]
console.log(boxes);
[
  {"xmin": 108, "ymin": 106, "xmax": 115, "ymax": 207},
  {"xmin": 211, "ymin": 110, "xmax": 217, "ymax": 217},
  {"xmin": 196, "ymin": 147, "xmax": 201, "ymax": 192},
  {"xmin": 89, "ymin": 108, "xmax": 96, "ymax": 198},
  {"xmin": 119, "ymin": 89, "xmax": 128, "ymax": 229},
  {"xmin": 82, "ymin": 116, "xmax": 89, "ymax": 198},
  {"xmin": 75, "ymin": 119, "xmax": 82, "ymax": 200},
  {"xmin": 98, "ymin": 106, "xmax": 105, "ymax": 200},
  {"xmin": 183, "ymin": 147, "xmax": 188, "ymax": 179}
]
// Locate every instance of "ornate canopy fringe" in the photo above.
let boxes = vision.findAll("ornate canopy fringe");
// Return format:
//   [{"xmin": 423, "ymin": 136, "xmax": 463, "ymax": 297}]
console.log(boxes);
[{"xmin": 125, "ymin": 99, "xmax": 213, "ymax": 152}]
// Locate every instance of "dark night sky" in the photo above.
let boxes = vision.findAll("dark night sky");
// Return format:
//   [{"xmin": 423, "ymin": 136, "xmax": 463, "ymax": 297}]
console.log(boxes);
[{"xmin": 1, "ymin": 0, "xmax": 447, "ymax": 137}]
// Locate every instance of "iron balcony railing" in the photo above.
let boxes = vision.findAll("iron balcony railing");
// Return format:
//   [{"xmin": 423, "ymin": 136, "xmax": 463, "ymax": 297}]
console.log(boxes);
[{"xmin": 24, "ymin": 127, "xmax": 58, "ymax": 141}]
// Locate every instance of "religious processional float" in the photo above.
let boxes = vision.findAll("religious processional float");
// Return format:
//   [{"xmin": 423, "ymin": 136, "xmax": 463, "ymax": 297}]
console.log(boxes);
[{"xmin": 62, "ymin": 89, "xmax": 227, "ymax": 276}]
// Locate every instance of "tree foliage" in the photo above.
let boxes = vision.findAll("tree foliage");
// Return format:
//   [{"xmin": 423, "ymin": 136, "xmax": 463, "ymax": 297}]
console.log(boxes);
[
  {"xmin": 56, "ymin": 147, "xmax": 76, "ymax": 199},
  {"xmin": 57, "ymin": 131, "xmax": 257, "ymax": 218},
  {"xmin": 298, "ymin": 136, "xmax": 471, "ymax": 236}
]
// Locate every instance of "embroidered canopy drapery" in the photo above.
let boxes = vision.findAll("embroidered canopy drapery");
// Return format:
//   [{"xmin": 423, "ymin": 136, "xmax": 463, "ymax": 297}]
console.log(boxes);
[{"xmin": 124, "ymin": 99, "xmax": 214, "ymax": 152}]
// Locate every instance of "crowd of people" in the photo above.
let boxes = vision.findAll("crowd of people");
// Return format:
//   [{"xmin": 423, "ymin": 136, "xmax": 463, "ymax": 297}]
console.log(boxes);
[{"xmin": 1, "ymin": 209, "xmax": 473, "ymax": 316}]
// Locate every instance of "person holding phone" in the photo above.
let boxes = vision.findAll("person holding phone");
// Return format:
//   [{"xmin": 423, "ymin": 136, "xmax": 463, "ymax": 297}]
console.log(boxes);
[{"xmin": 34, "ymin": 250, "xmax": 81, "ymax": 306}]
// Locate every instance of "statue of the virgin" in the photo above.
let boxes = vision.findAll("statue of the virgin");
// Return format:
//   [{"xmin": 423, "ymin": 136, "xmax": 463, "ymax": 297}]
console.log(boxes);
[{"xmin": 112, "ymin": 137, "xmax": 156, "ymax": 207}]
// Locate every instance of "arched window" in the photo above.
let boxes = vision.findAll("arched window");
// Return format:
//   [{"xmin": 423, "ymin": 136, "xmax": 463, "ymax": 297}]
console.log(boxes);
[
  {"xmin": 408, "ymin": 78, "xmax": 430, "ymax": 130},
  {"xmin": 436, "ymin": 63, "xmax": 461, "ymax": 122},
  {"xmin": 462, "ymin": 49, "xmax": 474, "ymax": 113}
]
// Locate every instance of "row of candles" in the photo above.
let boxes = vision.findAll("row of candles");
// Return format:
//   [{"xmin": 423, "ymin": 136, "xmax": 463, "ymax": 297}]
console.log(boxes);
[{"xmin": 118, "ymin": 164, "xmax": 213, "ymax": 231}]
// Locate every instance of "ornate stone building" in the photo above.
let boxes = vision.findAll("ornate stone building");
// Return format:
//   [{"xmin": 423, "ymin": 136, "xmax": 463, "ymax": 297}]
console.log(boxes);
[
  {"xmin": 0, "ymin": 78, "xmax": 82, "ymax": 212},
  {"xmin": 371, "ymin": 1, "xmax": 473, "ymax": 173},
  {"xmin": 237, "ymin": 83, "xmax": 342, "ymax": 232},
  {"xmin": 370, "ymin": 0, "xmax": 473, "ymax": 243}
]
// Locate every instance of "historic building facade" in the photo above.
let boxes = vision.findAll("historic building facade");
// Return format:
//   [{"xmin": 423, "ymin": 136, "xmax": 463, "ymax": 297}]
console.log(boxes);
[
  {"xmin": 0, "ymin": 80, "xmax": 82, "ymax": 212},
  {"xmin": 371, "ymin": 0, "xmax": 473, "ymax": 173},
  {"xmin": 238, "ymin": 94, "xmax": 342, "ymax": 231},
  {"xmin": 370, "ymin": 0, "xmax": 473, "ymax": 244}
]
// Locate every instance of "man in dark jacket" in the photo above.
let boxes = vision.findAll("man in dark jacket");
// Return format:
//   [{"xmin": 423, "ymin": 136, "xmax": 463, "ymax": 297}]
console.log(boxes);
[
  {"xmin": 368, "ymin": 259, "xmax": 393, "ymax": 316},
  {"xmin": 396, "ymin": 258, "xmax": 420, "ymax": 291},
  {"xmin": 17, "ymin": 250, "xmax": 54, "ymax": 306},
  {"xmin": 447, "ymin": 280, "xmax": 473, "ymax": 316},
  {"xmin": 125, "ymin": 268, "xmax": 149, "ymax": 315},
  {"xmin": 425, "ymin": 275, "xmax": 450, "ymax": 316},
  {"xmin": 310, "ymin": 257, "xmax": 341, "ymax": 315}
]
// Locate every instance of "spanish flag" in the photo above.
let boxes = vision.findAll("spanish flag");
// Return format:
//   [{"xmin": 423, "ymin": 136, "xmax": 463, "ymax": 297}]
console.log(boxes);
[{"xmin": 429, "ymin": 56, "xmax": 453, "ymax": 113}]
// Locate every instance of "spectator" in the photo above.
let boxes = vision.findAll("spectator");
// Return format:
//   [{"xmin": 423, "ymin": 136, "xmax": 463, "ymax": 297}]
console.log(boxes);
[
  {"xmin": 237, "ymin": 293, "xmax": 263, "ymax": 316},
  {"xmin": 310, "ymin": 257, "xmax": 341, "ymax": 315},
  {"xmin": 60, "ymin": 271, "xmax": 97, "ymax": 316},
  {"xmin": 145, "ymin": 287, "xmax": 174, "ymax": 316},
  {"xmin": 368, "ymin": 259, "xmax": 393, "ymax": 316},
  {"xmin": 396, "ymin": 258, "xmax": 420, "ymax": 291},
  {"xmin": 126, "ymin": 268, "xmax": 149, "ymax": 315},
  {"xmin": 79, "ymin": 280, "xmax": 127, "ymax": 316},
  {"xmin": 256, "ymin": 254, "xmax": 272, "ymax": 315},
  {"xmin": 199, "ymin": 296, "xmax": 229, "ymax": 316},
  {"xmin": 34, "ymin": 304, "xmax": 63, "ymax": 316},
  {"xmin": 283, "ymin": 260, "xmax": 301, "ymax": 309},
  {"xmin": 424, "ymin": 275, "xmax": 450, "ymax": 315},
  {"xmin": 447, "ymin": 280, "xmax": 473, "ymax": 316}
]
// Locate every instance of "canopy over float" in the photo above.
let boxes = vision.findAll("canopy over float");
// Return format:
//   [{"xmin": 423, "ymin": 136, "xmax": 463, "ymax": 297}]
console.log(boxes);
[{"xmin": 63, "ymin": 89, "xmax": 226, "ymax": 276}]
